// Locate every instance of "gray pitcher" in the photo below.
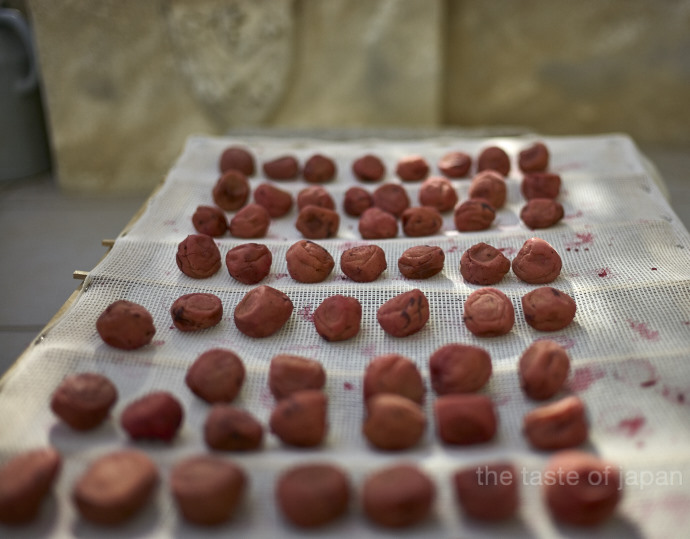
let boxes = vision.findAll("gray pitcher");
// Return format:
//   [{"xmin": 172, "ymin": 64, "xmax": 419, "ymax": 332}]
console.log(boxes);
[{"xmin": 0, "ymin": 7, "xmax": 51, "ymax": 181}]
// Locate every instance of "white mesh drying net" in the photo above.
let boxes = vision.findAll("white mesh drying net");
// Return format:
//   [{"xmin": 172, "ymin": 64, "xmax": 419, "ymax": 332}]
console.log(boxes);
[{"xmin": 1, "ymin": 133, "xmax": 689, "ymax": 538}]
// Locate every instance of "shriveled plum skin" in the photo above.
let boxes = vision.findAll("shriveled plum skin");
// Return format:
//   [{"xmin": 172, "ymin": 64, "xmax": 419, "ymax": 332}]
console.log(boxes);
[
  {"xmin": 468, "ymin": 170, "xmax": 507, "ymax": 209},
  {"xmin": 286, "ymin": 240, "xmax": 335, "ymax": 283},
  {"xmin": 185, "ymin": 349, "xmax": 245, "ymax": 404},
  {"xmin": 363, "ymin": 354, "xmax": 425, "ymax": 404},
  {"xmin": 170, "ymin": 293, "xmax": 223, "ymax": 332},
  {"xmin": 434, "ymin": 394, "xmax": 497, "ymax": 445},
  {"xmin": 313, "ymin": 295, "xmax": 362, "ymax": 341},
  {"xmin": 359, "ymin": 207, "xmax": 398, "ymax": 239},
  {"xmin": 0, "ymin": 448, "xmax": 62, "ymax": 525},
  {"xmin": 460, "ymin": 242, "xmax": 510, "ymax": 285},
  {"xmin": 225, "ymin": 243, "xmax": 272, "ymax": 285},
  {"xmin": 418, "ymin": 176, "xmax": 458, "ymax": 212},
  {"xmin": 373, "ymin": 183, "xmax": 410, "ymax": 217},
  {"xmin": 453, "ymin": 462, "xmax": 518, "ymax": 521},
  {"xmin": 340, "ymin": 244, "xmax": 387, "ymax": 282},
  {"xmin": 522, "ymin": 287, "xmax": 577, "ymax": 331},
  {"xmin": 343, "ymin": 186, "xmax": 373, "ymax": 216},
  {"xmin": 377, "ymin": 289, "xmax": 430, "ymax": 337},
  {"xmin": 519, "ymin": 340, "xmax": 570, "ymax": 400},
  {"xmin": 401, "ymin": 207, "xmax": 443, "ymax": 237},
  {"xmin": 253, "ymin": 183, "xmax": 293, "ymax": 218},
  {"xmin": 521, "ymin": 198, "xmax": 564, "ymax": 229},
  {"xmin": 363, "ymin": 394, "xmax": 426, "ymax": 451},
  {"xmin": 429, "ymin": 343, "xmax": 492, "ymax": 394},
  {"xmin": 521, "ymin": 172, "xmax": 561, "ymax": 200},
  {"xmin": 477, "ymin": 146, "xmax": 510, "ymax": 176},
  {"xmin": 518, "ymin": 142, "xmax": 549, "ymax": 173},
  {"xmin": 204, "ymin": 405, "xmax": 263, "ymax": 452},
  {"xmin": 463, "ymin": 288, "xmax": 515, "ymax": 337},
  {"xmin": 523, "ymin": 395, "xmax": 588, "ymax": 450},
  {"xmin": 269, "ymin": 354, "xmax": 326, "ymax": 400},
  {"xmin": 212, "ymin": 170, "xmax": 250, "ymax": 211},
  {"xmin": 438, "ymin": 151, "xmax": 471, "ymax": 178},
  {"xmin": 170, "ymin": 455, "xmax": 247, "ymax": 526},
  {"xmin": 72, "ymin": 450, "xmax": 158, "ymax": 526},
  {"xmin": 263, "ymin": 155, "xmax": 299, "ymax": 180},
  {"xmin": 303, "ymin": 154, "xmax": 336, "ymax": 183},
  {"xmin": 229, "ymin": 203, "xmax": 270, "ymax": 239},
  {"xmin": 395, "ymin": 155, "xmax": 430, "ymax": 182},
  {"xmin": 276, "ymin": 464, "xmax": 350, "ymax": 528},
  {"xmin": 524, "ymin": 289, "xmax": 576, "ymax": 330},
  {"xmin": 398, "ymin": 245, "xmax": 445, "ymax": 279},
  {"xmin": 512, "ymin": 237, "xmax": 562, "ymax": 284},
  {"xmin": 96, "ymin": 300, "xmax": 156, "ymax": 350},
  {"xmin": 120, "ymin": 392, "xmax": 184, "ymax": 442},
  {"xmin": 233, "ymin": 285, "xmax": 294, "ymax": 338},
  {"xmin": 543, "ymin": 451, "xmax": 622, "ymax": 526},
  {"xmin": 192, "ymin": 205, "xmax": 227, "ymax": 237},
  {"xmin": 362, "ymin": 464, "xmax": 435, "ymax": 528},
  {"xmin": 295, "ymin": 205, "xmax": 340, "ymax": 239},
  {"xmin": 454, "ymin": 199, "xmax": 496, "ymax": 232},
  {"xmin": 297, "ymin": 185, "xmax": 335, "ymax": 211},
  {"xmin": 219, "ymin": 146, "xmax": 255, "ymax": 175},
  {"xmin": 269, "ymin": 390, "xmax": 328, "ymax": 448},
  {"xmin": 353, "ymin": 154, "xmax": 386, "ymax": 182},
  {"xmin": 51, "ymin": 373, "xmax": 118, "ymax": 430},
  {"xmin": 176, "ymin": 234, "xmax": 222, "ymax": 279}
]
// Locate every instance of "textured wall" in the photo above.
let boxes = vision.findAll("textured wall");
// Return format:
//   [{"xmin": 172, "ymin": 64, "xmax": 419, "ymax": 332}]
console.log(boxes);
[
  {"xmin": 29, "ymin": 0, "xmax": 690, "ymax": 192},
  {"xmin": 444, "ymin": 0, "xmax": 690, "ymax": 145},
  {"xmin": 270, "ymin": 0, "xmax": 443, "ymax": 127},
  {"xmin": 30, "ymin": 0, "xmax": 296, "ymax": 192}
]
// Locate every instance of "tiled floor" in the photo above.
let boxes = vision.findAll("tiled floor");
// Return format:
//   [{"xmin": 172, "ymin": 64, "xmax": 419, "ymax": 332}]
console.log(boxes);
[{"xmin": 1, "ymin": 144, "xmax": 688, "ymax": 376}]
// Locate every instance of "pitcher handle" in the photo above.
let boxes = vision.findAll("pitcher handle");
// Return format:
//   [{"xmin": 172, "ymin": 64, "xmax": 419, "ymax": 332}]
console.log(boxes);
[{"xmin": 0, "ymin": 8, "xmax": 39, "ymax": 94}]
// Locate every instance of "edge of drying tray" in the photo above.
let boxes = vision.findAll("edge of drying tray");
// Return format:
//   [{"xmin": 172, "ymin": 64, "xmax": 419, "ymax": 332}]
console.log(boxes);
[{"xmin": 0, "ymin": 176, "xmax": 166, "ymax": 389}]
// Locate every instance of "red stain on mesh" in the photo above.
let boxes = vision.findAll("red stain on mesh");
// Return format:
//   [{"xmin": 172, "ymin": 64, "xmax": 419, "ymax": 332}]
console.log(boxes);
[
  {"xmin": 535, "ymin": 335, "xmax": 575, "ymax": 350},
  {"xmin": 566, "ymin": 232, "xmax": 595, "ymax": 251},
  {"xmin": 613, "ymin": 358, "xmax": 659, "ymax": 387},
  {"xmin": 495, "ymin": 395, "xmax": 511, "ymax": 406},
  {"xmin": 344, "ymin": 382, "xmax": 354, "ymax": 390},
  {"xmin": 598, "ymin": 267, "xmax": 610, "ymax": 277},
  {"xmin": 258, "ymin": 387, "xmax": 274, "ymax": 409},
  {"xmin": 361, "ymin": 343, "xmax": 377, "ymax": 358},
  {"xmin": 567, "ymin": 366, "xmax": 606, "ymax": 392},
  {"xmin": 576, "ymin": 232, "xmax": 594, "ymax": 244},
  {"xmin": 627, "ymin": 319, "xmax": 660, "ymax": 341},
  {"xmin": 618, "ymin": 416, "xmax": 646, "ymax": 437}
]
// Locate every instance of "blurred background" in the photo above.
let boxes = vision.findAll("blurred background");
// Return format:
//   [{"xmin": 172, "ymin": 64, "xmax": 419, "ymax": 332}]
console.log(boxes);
[
  {"xmin": 1, "ymin": 0, "xmax": 689, "ymax": 367},
  {"xmin": 5, "ymin": 0, "xmax": 690, "ymax": 192}
]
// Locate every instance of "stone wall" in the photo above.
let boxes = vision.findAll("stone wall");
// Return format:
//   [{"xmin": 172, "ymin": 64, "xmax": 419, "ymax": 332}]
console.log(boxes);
[{"xmin": 28, "ymin": 0, "xmax": 690, "ymax": 192}]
